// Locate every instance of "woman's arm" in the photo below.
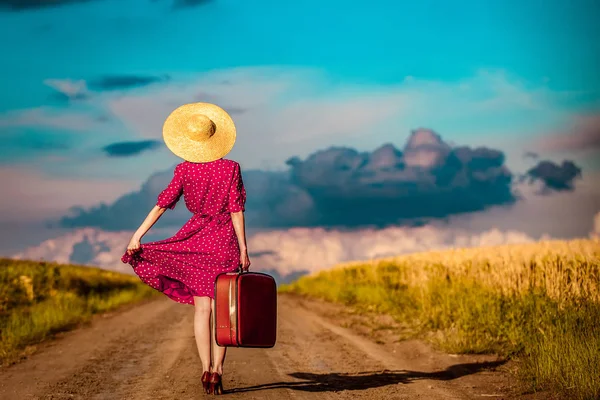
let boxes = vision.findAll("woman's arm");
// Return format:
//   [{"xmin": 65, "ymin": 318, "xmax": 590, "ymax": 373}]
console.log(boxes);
[
  {"xmin": 231, "ymin": 210, "xmax": 251, "ymax": 270},
  {"xmin": 126, "ymin": 205, "xmax": 168, "ymax": 255}
]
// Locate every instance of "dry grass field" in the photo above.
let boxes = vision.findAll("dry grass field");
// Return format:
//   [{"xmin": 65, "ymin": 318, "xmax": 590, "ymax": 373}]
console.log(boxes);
[
  {"xmin": 0, "ymin": 258, "xmax": 158, "ymax": 366},
  {"xmin": 280, "ymin": 238, "xmax": 600, "ymax": 400}
]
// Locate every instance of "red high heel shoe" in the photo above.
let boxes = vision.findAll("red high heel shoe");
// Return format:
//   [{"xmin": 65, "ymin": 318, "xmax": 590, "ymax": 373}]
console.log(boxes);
[
  {"xmin": 201, "ymin": 371, "xmax": 212, "ymax": 394},
  {"xmin": 209, "ymin": 372, "xmax": 223, "ymax": 395}
]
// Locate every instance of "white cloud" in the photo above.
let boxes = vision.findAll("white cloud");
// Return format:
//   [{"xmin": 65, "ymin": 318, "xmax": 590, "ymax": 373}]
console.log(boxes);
[
  {"xmin": 44, "ymin": 78, "xmax": 89, "ymax": 99},
  {"xmin": 537, "ymin": 113, "xmax": 600, "ymax": 152},
  {"xmin": 101, "ymin": 67, "xmax": 410, "ymax": 168},
  {"xmin": 271, "ymin": 95, "xmax": 407, "ymax": 143},
  {"xmin": 1, "ymin": 67, "xmax": 569, "ymax": 172},
  {"xmin": 0, "ymin": 107, "xmax": 98, "ymax": 131},
  {"xmin": 11, "ymin": 224, "xmax": 538, "ymax": 279},
  {"xmin": 246, "ymin": 225, "xmax": 537, "ymax": 276},
  {"xmin": 12, "ymin": 227, "xmax": 134, "ymax": 275},
  {"xmin": 96, "ymin": 67, "xmax": 567, "ymax": 169},
  {"xmin": 447, "ymin": 173, "xmax": 600, "ymax": 240},
  {"xmin": 0, "ymin": 166, "xmax": 136, "ymax": 223},
  {"xmin": 466, "ymin": 70, "xmax": 547, "ymax": 111}
]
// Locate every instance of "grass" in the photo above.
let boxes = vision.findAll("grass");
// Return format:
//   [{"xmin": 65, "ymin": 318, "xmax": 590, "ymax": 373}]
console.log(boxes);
[
  {"xmin": 280, "ymin": 238, "xmax": 600, "ymax": 400},
  {"xmin": 0, "ymin": 258, "xmax": 159, "ymax": 366}
]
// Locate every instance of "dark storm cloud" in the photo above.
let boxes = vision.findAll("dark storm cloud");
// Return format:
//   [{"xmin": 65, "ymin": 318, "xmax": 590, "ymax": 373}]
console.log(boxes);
[
  {"xmin": 56, "ymin": 128, "xmax": 521, "ymax": 231},
  {"xmin": 286, "ymin": 129, "xmax": 515, "ymax": 227},
  {"xmin": 102, "ymin": 140, "xmax": 162, "ymax": 157},
  {"xmin": 57, "ymin": 168, "xmax": 312, "ymax": 231},
  {"xmin": 172, "ymin": 0, "xmax": 212, "ymax": 9},
  {"xmin": 57, "ymin": 168, "xmax": 182, "ymax": 231},
  {"xmin": 0, "ymin": 0, "xmax": 91, "ymax": 10},
  {"xmin": 89, "ymin": 75, "xmax": 171, "ymax": 91},
  {"xmin": 525, "ymin": 160, "xmax": 582, "ymax": 193},
  {"xmin": 0, "ymin": 0, "xmax": 211, "ymax": 11}
]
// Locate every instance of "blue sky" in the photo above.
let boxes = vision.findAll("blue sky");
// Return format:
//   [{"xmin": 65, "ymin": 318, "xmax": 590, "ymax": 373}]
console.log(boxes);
[
  {"xmin": 1, "ymin": 0, "xmax": 599, "ymax": 259},
  {"xmin": 2, "ymin": 0, "xmax": 599, "ymax": 111}
]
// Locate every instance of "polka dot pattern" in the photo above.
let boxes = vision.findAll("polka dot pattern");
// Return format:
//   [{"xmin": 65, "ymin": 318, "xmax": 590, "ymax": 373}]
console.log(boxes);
[{"xmin": 121, "ymin": 158, "xmax": 247, "ymax": 305}]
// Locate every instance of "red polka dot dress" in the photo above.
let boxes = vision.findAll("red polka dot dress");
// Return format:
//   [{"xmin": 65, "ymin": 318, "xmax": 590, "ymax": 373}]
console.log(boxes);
[{"xmin": 121, "ymin": 158, "xmax": 246, "ymax": 305}]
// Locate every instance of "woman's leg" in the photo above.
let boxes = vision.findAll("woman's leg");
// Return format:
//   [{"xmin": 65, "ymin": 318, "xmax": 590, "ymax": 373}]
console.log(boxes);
[
  {"xmin": 211, "ymin": 299, "xmax": 227, "ymax": 375},
  {"xmin": 193, "ymin": 296, "xmax": 212, "ymax": 373}
]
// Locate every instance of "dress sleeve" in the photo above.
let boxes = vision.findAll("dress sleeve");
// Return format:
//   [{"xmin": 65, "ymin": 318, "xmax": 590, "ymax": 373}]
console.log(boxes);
[
  {"xmin": 156, "ymin": 163, "xmax": 184, "ymax": 210},
  {"xmin": 227, "ymin": 162, "xmax": 246, "ymax": 213}
]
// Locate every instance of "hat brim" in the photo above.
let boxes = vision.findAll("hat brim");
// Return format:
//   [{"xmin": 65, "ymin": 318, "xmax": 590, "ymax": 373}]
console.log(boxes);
[{"xmin": 162, "ymin": 102, "xmax": 236, "ymax": 163}]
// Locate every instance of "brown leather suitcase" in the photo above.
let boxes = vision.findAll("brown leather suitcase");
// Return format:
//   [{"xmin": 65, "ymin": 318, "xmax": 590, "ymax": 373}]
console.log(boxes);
[{"xmin": 214, "ymin": 270, "xmax": 277, "ymax": 347}]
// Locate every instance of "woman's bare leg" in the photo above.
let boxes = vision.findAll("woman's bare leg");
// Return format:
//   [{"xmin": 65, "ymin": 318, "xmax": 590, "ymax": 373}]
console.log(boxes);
[
  {"xmin": 193, "ymin": 296, "xmax": 212, "ymax": 373},
  {"xmin": 211, "ymin": 299, "xmax": 227, "ymax": 375}
]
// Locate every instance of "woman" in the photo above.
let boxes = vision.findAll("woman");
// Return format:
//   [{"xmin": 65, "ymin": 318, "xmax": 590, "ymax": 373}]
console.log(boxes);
[{"xmin": 120, "ymin": 102, "xmax": 250, "ymax": 395}]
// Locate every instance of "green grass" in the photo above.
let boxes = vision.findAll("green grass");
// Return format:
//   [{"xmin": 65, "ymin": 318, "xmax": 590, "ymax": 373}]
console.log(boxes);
[
  {"xmin": 0, "ymin": 258, "xmax": 159, "ymax": 365},
  {"xmin": 280, "ymin": 239, "xmax": 600, "ymax": 400}
]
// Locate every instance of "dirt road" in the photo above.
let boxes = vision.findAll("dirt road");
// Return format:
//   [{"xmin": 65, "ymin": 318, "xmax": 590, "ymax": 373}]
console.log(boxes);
[{"xmin": 0, "ymin": 293, "xmax": 522, "ymax": 399}]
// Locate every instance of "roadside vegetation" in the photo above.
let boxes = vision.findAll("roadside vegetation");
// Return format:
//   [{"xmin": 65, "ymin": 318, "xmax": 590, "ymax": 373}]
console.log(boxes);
[
  {"xmin": 280, "ymin": 239, "xmax": 600, "ymax": 400},
  {"xmin": 0, "ymin": 258, "xmax": 158, "ymax": 366}
]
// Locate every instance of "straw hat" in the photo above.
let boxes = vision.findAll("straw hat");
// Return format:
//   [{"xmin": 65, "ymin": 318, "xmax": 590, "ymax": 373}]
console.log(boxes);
[{"xmin": 162, "ymin": 102, "xmax": 236, "ymax": 163}]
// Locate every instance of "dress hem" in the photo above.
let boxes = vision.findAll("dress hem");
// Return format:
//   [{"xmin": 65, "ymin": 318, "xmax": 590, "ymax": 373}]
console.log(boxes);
[{"xmin": 122, "ymin": 250, "xmax": 225, "ymax": 305}]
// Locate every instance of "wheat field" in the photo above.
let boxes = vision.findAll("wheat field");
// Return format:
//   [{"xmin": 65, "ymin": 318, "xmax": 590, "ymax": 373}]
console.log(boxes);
[{"xmin": 281, "ymin": 238, "xmax": 600, "ymax": 400}]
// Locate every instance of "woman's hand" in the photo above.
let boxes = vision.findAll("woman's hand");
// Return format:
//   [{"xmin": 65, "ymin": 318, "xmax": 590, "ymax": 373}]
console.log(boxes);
[
  {"xmin": 125, "ymin": 206, "xmax": 166, "ymax": 257},
  {"xmin": 240, "ymin": 248, "xmax": 251, "ymax": 271},
  {"xmin": 126, "ymin": 236, "xmax": 142, "ymax": 255}
]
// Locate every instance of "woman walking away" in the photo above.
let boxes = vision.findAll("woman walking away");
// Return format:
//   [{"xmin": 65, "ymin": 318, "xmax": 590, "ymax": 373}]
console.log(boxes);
[{"xmin": 121, "ymin": 102, "xmax": 250, "ymax": 395}]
